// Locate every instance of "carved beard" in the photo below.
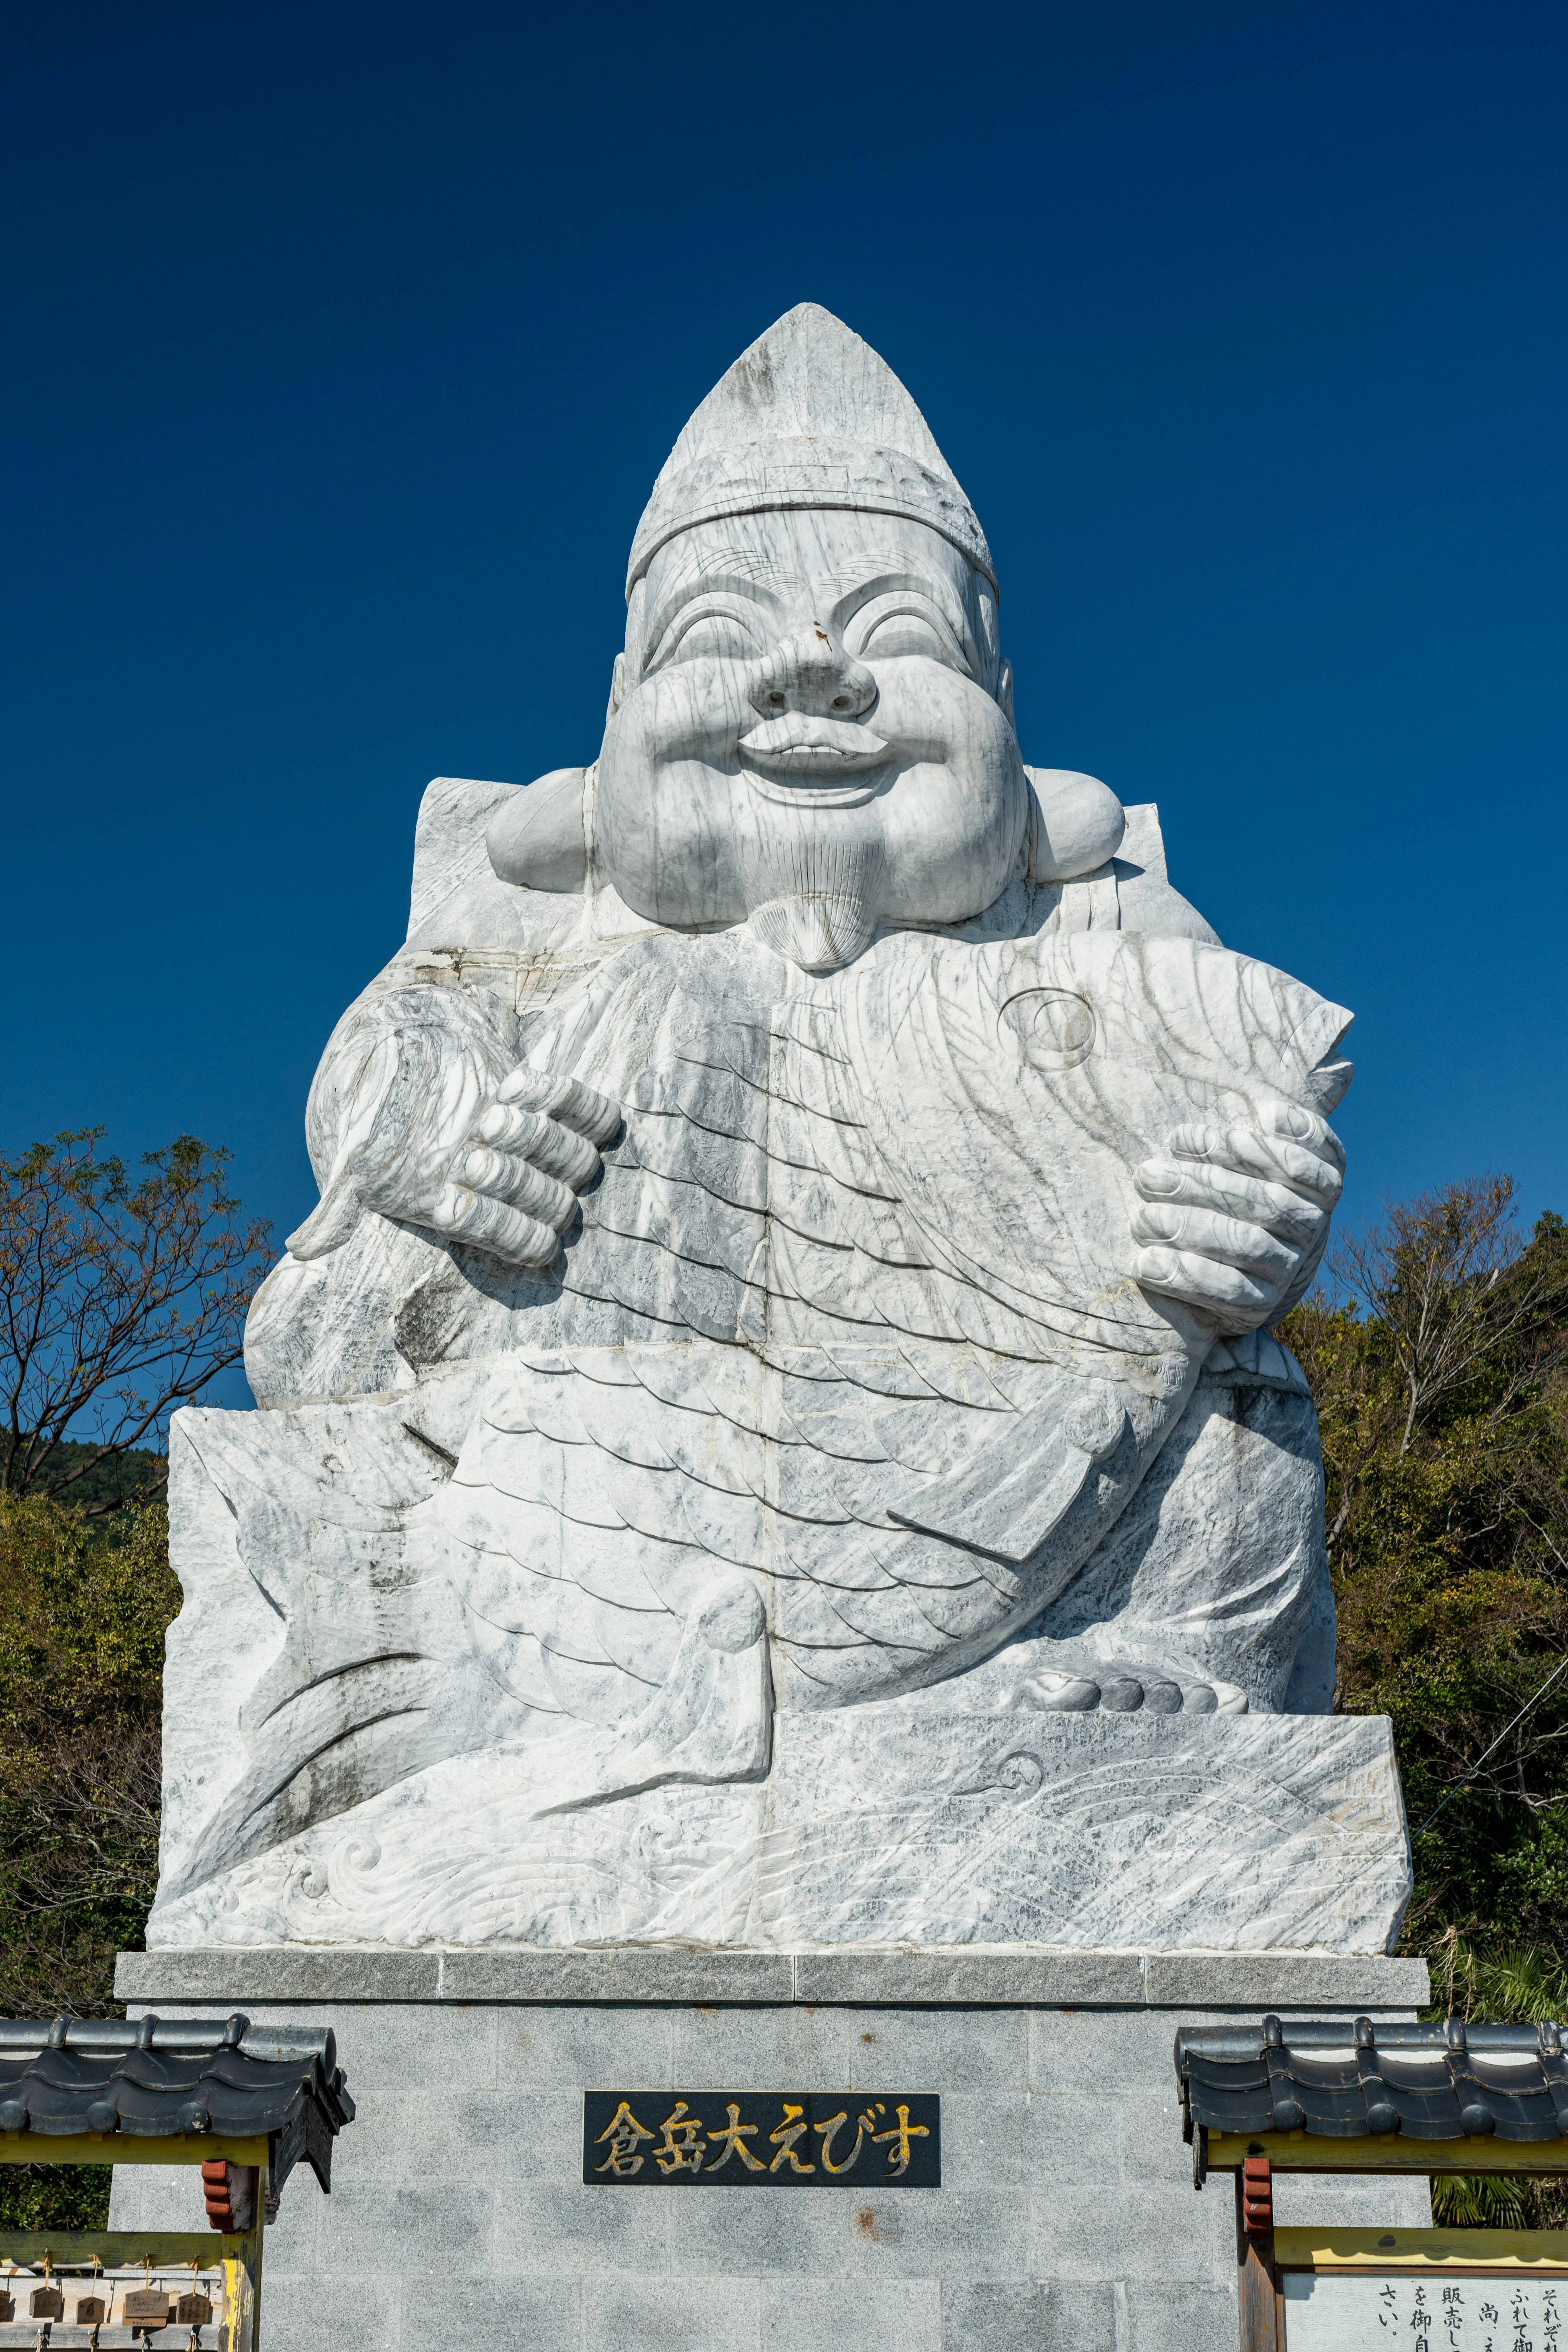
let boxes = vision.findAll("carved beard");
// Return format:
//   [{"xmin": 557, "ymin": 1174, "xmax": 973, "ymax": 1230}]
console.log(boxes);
[{"xmin": 737, "ymin": 800, "xmax": 886, "ymax": 973}]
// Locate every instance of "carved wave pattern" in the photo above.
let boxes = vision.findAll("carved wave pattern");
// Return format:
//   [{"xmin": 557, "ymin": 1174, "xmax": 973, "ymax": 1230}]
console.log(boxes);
[{"xmin": 153, "ymin": 1711, "xmax": 1410, "ymax": 1955}]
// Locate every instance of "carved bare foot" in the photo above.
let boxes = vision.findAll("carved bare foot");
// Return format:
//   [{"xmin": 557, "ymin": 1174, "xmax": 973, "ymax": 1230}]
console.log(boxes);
[
  {"xmin": 1009, "ymin": 1664, "xmax": 1248, "ymax": 1716},
  {"xmin": 430, "ymin": 1069, "xmax": 621, "ymax": 1269}
]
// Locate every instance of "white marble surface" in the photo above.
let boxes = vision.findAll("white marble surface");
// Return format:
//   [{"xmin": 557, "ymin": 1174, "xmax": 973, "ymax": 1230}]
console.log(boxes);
[
  {"xmin": 151, "ymin": 305, "xmax": 1393, "ymax": 1955},
  {"xmin": 150, "ymin": 1702, "xmax": 1409, "ymax": 1955}
]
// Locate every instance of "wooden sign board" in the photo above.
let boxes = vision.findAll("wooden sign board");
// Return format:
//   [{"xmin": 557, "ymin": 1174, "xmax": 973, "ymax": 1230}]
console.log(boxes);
[
  {"xmin": 0, "ymin": 2267, "xmax": 226, "ymax": 2332},
  {"xmin": 1275, "ymin": 2227, "xmax": 1568, "ymax": 2349},
  {"xmin": 0, "ymin": 2233, "xmax": 257, "ymax": 2351},
  {"xmin": 583, "ymin": 2091, "xmax": 940, "ymax": 2185}
]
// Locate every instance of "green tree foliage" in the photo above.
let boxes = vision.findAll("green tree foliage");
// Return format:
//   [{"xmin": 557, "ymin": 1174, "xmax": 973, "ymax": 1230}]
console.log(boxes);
[
  {"xmin": 0, "ymin": 1481, "xmax": 180, "ymax": 2225},
  {"xmin": 1281, "ymin": 1181, "xmax": 1568, "ymax": 2226},
  {"xmin": 0, "ymin": 1491, "xmax": 176, "ymax": 2013},
  {"xmin": 0, "ymin": 1123, "xmax": 264, "ymax": 2224},
  {"xmin": 2, "ymin": 1159, "xmax": 1565, "ymax": 2230},
  {"xmin": 1282, "ymin": 1187, "xmax": 1568, "ymax": 1949}
]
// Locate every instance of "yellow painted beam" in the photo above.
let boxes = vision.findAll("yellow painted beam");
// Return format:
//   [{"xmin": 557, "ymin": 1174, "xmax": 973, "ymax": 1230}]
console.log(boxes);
[
  {"xmin": 1276, "ymin": 2225, "xmax": 1568, "ymax": 2274},
  {"xmin": 0, "ymin": 2231, "xmax": 239, "ymax": 2263},
  {"xmin": 0, "ymin": 2133, "xmax": 267, "ymax": 2168},
  {"xmin": 1206, "ymin": 2128, "xmax": 1568, "ymax": 2176},
  {"xmin": 1, "ymin": 2201, "xmax": 266, "ymax": 2352}
]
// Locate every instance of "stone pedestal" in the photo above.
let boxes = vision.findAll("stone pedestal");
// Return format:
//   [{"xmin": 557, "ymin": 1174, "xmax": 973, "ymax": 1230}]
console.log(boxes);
[
  {"xmin": 125, "ymin": 305, "xmax": 1408, "ymax": 2352},
  {"xmin": 112, "ymin": 1947, "xmax": 1432, "ymax": 2352},
  {"xmin": 151, "ymin": 1707, "xmax": 1411, "ymax": 1955}
]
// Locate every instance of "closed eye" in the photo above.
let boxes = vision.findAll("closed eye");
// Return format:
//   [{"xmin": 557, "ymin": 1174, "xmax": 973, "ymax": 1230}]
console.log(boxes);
[
  {"xmin": 848, "ymin": 597, "xmax": 969, "ymax": 673},
  {"xmin": 650, "ymin": 600, "xmax": 766, "ymax": 668}
]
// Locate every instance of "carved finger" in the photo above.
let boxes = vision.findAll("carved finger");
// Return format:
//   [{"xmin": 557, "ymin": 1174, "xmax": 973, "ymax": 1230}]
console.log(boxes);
[
  {"xmin": 1134, "ymin": 1243, "xmax": 1277, "ymax": 1319},
  {"xmin": 495, "ymin": 1067, "xmax": 621, "ymax": 1147},
  {"xmin": 1258, "ymin": 1098, "xmax": 1345, "ymax": 1174},
  {"xmin": 1131, "ymin": 1203, "xmax": 1296, "ymax": 1286},
  {"xmin": 474, "ymin": 1101, "xmax": 600, "ymax": 1190},
  {"xmin": 1165, "ymin": 1121, "xmax": 1342, "ymax": 1209},
  {"xmin": 454, "ymin": 1146, "xmax": 577, "ymax": 1231},
  {"xmin": 429, "ymin": 1182, "xmax": 559, "ymax": 1268},
  {"xmin": 1134, "ymin": 1156, "xmax": 1325, "ymax": 1249}
]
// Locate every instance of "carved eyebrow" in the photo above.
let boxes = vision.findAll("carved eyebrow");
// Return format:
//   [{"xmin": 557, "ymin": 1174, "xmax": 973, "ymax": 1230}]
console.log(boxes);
[
  {"xmin": 641, "ymin": 550, "xmax": 977, "ymax": 666},
  {"xmin": 644, "ymin": 556, "xmax": 794, "ymax": 662},
  {"xmin": 829, "ymin": 570, "xmax": 977, "ymax": 663}
]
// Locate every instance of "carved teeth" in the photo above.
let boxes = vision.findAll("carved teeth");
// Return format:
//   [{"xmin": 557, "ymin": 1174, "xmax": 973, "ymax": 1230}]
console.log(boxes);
[{"xmin": 737, "ymin": 715, "xmax": 889, "ymax": 768}]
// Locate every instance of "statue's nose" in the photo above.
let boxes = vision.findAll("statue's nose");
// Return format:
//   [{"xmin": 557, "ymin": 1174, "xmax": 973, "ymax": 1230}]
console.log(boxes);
[{"xmin": 750, "ymin": 626, "xmax": 878, "ymax": 721}]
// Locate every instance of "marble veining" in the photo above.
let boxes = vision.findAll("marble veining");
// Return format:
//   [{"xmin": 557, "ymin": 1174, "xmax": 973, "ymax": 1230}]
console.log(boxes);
[{"xmin": 151, "ymin": 305, "xmax": 1404, "ymax": 1954}]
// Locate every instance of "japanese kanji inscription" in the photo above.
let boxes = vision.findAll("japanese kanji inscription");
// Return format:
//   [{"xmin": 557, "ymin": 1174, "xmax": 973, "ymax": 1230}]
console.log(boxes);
[
  {"xmin": 1283, "ymin": 2267, "xmax": 1566, "ymax": 2349},
  {"xmin": 582, "ymin": 2091, "xmax": 940, "ymax": 2186}
]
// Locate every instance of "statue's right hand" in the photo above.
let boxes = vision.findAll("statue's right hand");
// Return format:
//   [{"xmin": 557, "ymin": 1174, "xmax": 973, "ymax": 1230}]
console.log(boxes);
[{"xmin": 427, "ymin": 1068, "xmax": 621, "ymax": 1269}]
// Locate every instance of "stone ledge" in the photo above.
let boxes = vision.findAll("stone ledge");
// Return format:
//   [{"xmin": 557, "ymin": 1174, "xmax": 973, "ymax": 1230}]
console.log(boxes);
[
  {"xmin": 1143, "ymin": 1952, "xmax": 1430, "ymax": 2008},
  {"xmin": 116, "ymin": 1946, "xmax": 1430, "ymax": 2010},
  {"xmin": 790, "ymin": 1948, "xmax": 1147, "ymax": 2006},
  {"xmin": 443, "ymin": 1947, "xmax": 795, "ymax": 2004},
  {"xmin": 118, "ymin": 1946, "xmax": 443, "ymax": 2003}
]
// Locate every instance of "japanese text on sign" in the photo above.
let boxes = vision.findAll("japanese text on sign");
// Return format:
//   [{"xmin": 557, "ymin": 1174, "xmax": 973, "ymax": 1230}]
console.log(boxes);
[
  {"xmin": 1284, "ymin": 2270, "xmax": 1564, "ymax": 2350},
  {"xmin": 582, "ymin": 2091, "xmax": 940, "ymax": 2186}
]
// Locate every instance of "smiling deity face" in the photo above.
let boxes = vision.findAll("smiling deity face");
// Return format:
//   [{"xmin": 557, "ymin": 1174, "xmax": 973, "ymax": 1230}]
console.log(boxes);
[{"xmin": 595, "ymin": 505, "xmax": 1029, "ymax": 970}]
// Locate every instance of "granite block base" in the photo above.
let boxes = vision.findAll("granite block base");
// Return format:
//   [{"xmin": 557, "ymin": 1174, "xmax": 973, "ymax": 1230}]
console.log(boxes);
[{"xmin": 112, "ymin": 1948, "xmax": 1432, "ymax": 2352}]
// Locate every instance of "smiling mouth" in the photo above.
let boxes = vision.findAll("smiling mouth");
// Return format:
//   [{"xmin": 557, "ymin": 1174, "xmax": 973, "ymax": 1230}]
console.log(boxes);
[{"xmin": 737, "ymin": 713, "xmax": 892, "ymax": 780}]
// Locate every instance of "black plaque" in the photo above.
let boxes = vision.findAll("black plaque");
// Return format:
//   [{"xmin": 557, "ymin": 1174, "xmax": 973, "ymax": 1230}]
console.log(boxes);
[{"xmin": 584, "ymin": 2090, "xmax": 940, "ymax": 2185}]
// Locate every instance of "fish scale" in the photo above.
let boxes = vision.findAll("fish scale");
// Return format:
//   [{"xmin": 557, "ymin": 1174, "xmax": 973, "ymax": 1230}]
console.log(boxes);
[{"xmin": 434, "ymin": 924, "xmax": 1342, "ymax": 1726}]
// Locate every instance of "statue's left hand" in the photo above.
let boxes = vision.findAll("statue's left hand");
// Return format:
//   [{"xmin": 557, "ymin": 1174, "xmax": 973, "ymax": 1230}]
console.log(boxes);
[
  {"xmin": 1129, "ymin": 1102, "xmax": 1343, "ymax": 1334},
  {"xmin": 427, "ymin": 1067, "xmax": 621, "ymax": 1270}
]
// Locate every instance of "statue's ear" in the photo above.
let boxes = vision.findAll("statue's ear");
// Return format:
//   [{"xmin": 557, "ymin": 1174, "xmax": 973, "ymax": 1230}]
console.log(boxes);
[
  {"xmin": 607, "ymin": 651, "xmax": 627, "ymax": 723},
  {"xmin": 998, "ymin": 659, "xmax": 1016, "ymax": 731},
  {"xmin": 487, "ymin": 767, "xmax": 589, "ymax": 892},
  {"xmin": 1027, "ymin": 768, "xmax": 1125, "ymax": 882}
]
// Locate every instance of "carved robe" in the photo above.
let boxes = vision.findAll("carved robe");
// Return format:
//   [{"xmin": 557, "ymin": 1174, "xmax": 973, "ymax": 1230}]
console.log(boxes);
[{"xmin": 153, "ymin": 786, "xmax": 1344, "ymax": 1929}]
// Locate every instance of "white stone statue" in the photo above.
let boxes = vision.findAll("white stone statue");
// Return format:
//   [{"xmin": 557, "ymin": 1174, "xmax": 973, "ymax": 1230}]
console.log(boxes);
[{"xmin": 153, "ymin": 307, "xmax": 1410, "ymax": 1956}]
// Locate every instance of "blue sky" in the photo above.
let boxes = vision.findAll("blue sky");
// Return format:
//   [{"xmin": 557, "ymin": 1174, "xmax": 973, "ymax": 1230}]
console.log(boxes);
[{"xmin": 5, "ymin": 0, "xmax": 1565, "ymax": 1409}]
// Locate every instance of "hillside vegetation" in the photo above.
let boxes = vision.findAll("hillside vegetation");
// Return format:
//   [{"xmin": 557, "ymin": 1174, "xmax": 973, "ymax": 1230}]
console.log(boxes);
[{"xmin": 1, "ymin": 1166, "xmax": 1565, "ymax": 2226}]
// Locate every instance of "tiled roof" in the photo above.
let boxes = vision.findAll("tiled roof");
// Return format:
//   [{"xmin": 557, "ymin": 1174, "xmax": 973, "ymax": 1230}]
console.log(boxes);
[
  {"xmin": 1175, "ymin": 2015, "xmax": 1568, "ymax": 2144},
  {"xmin": 0, "ymin": 2014, "xmax": 354, "ymax": 2197}
]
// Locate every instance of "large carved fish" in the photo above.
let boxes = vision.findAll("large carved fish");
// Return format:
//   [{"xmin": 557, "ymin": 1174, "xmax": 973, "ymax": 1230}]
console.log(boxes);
[
  {"xmin": 156, "ymin": 920, "xmax": 1350, "ymax": 1898},
  {"xmin": 430, "ymin": 923, "xmax": 1350, "ymax": 1768}
]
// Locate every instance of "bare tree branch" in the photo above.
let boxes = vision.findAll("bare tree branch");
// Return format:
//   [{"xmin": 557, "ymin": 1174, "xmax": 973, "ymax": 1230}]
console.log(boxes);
[
  {"xmin": 0, "ymin": 1130, "xmax": 272, "ymax": 1509},
  {"xmin": 1330, "ymin": 1177, "xmax": 1568, "ymax": 1453}
]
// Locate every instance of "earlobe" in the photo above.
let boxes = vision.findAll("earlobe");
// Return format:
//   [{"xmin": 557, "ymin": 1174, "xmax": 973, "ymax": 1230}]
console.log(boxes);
[
  {"xmin": 998, "ymin": 659, "xmax": 1016, "ymax": 731},
  {"xmin": 1026, "ymin": 768, "xmax": 1126, "ymax": 882},
  {"xmin": 607, "ymin": 652, "xmax": 627, "ymax": 723},
  {"xmin": 487, "ymin": 767, "xmax": 590, "ymax": 893}
]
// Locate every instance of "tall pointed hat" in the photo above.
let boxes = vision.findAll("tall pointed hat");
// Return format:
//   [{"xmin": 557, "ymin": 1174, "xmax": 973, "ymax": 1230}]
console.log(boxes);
[{"xmin": 627, "ymin": 303, "xmax": 996, "ymax": 599}]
